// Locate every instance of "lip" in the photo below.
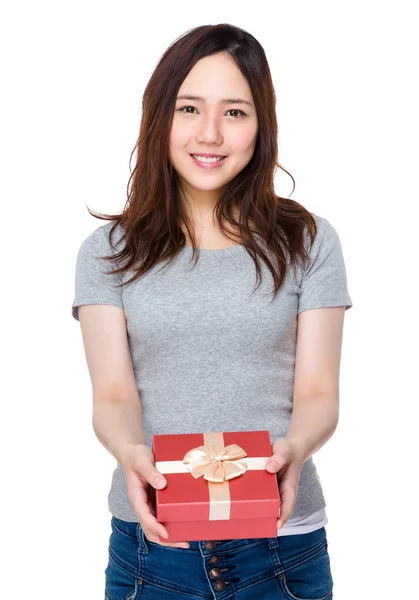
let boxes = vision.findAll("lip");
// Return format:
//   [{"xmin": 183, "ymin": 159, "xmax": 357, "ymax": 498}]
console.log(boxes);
[
  {"xmin": 190, "ymin": 152, "xmax": 227, "ymax": 158},
  {"xmin": 190, "ymin": 154, "xmax": 228, "ymax": 169}
]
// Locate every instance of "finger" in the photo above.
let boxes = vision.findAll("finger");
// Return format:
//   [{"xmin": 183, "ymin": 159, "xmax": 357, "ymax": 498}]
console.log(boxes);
[
  {"xmin": 139, "ymin": 501, "xmax": 169, "ymax": 539},
  {"xmin": 128, "ymin": 479, "xmax": 170, "ymax": 539},
  {"xmin": 146, "ymin": 483, "xmax": 157, "ymax": 516},
  {"xmin": 277, "ymin": 478, "xmax": 297, "ymax": 528},
  {"xmin": 146, "ymin": 532, "xmax": 190, "ymax": 549}
]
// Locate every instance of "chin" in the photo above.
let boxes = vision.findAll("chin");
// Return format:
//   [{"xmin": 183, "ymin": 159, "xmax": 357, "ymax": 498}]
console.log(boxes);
[{"xmin": 189, "ymin": 175, "xmax": 230, "ymax": 187}]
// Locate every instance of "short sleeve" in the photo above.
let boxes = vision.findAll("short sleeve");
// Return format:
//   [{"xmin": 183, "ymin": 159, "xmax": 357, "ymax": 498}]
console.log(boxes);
[
  {"xmin": 71, "ymin": 224, "xmax": 124, "ymax": 321},
  {"xmin": 298, "ymin": 216, "xmax": 353, "ymax": 314}
]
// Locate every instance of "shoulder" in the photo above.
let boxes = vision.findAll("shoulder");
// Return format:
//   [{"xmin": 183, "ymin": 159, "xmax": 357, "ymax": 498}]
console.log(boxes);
[
  {"xmin": 304, "ymin": 212, "xmax": 341, "ymax": 252},
  {"xmin": 311, "ymin": 212, "xmax": 336, "ymax": 237},
  {"xmin": 76, "ymin": 221, "xmax": 125, "ymax": 257}
]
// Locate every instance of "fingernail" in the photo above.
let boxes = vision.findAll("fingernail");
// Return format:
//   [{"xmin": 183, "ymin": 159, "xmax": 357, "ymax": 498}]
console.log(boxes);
[
  {"xmin": 154, "ymin": 476, "xmax": 166, "ymax": 488},
  {"xmin": 266, "ymin": 461, "xmax": 278, "ymax": 472}
]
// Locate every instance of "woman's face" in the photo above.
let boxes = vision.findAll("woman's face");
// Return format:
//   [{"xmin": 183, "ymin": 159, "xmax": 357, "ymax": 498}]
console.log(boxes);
[{"xmin": 169, "ymin": 52, "xmax": 258, "ymax": 203}]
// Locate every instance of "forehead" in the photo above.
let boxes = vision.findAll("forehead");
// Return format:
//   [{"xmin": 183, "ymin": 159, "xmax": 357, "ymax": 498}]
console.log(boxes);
[{"xmin": 177, "ymin": 54, "xmax": 253, "ymax": 104}]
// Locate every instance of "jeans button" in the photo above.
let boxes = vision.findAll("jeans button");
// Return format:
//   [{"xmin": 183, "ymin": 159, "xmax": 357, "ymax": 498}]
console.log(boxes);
[
  {"xmin": 204, "ymin": 540, "xmax": 216, "ymax": 551},
  {"xmin": 210, "ymin": 568, "xmax": 221, "ymax": 579},
  {"xmin": 214, "ymin": 580, "xmax": 226, "ymax": 591},
  {"xmin": 209, "ymin": 555, "xmax": 220, "ymax": 565}
]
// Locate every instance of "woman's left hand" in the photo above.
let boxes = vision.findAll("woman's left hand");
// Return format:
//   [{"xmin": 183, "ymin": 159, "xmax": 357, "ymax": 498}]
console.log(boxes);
[{"xmin": 265, "ymin": 438, "xmax": 306, "ymax": 529}]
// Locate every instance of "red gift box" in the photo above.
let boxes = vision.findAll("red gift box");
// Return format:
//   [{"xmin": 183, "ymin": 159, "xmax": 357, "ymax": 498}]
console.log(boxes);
[{"xmin": 152, "ymin": 430, "xmax": 281, "ymax": 542}]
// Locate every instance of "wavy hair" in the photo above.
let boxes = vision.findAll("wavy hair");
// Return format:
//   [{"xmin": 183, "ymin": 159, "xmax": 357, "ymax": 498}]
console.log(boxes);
[{"xmin": 87, "ymin": 23, "xmax": 317, "ymax": 300}]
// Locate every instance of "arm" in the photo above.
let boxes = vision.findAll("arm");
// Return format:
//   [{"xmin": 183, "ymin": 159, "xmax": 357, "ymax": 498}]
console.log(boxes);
[
  {"xmin": 267, "ymin": 305, "xmax": 347, "ymax": 527},
  {"xmin": 76, "ymin": 303, "xmax": 190, "ymax": 546},
  {"xmin": 286, "ymin": 306, "xmax": 345, "ymax": 463},
  {"xmin": 77, "ymin": 303, "xmax": 146, "ymax": 467}
]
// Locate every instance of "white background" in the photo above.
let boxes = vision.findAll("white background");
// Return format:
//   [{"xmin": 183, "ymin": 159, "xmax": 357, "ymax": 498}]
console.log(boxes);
[{"xmin": 1, "ymin": 1, "xmax": 417, "ymax": 598}]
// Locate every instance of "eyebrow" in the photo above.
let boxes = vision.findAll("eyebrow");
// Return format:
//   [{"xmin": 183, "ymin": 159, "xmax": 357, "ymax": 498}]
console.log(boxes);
[{"xmin": 176, "ymin": 94, "xmax": 253, "ymax": 108}]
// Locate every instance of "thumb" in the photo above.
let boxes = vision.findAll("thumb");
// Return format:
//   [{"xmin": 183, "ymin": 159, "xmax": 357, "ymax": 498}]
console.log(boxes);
[
  {"xmin": 133, "ymin": 449, "xmax": 167, "ymax": 490},
  {"xmin": 266, "ymin": 454, "xmax": 286, "ymax": 473},
  {"xmin": 146, "ymin": 464, "xmax": 167, "ymax": 490}
]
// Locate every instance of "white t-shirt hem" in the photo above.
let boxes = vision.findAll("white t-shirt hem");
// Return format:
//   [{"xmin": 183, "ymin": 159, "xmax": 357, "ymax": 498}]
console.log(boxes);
[{"xmin": 276, "ymin": 507, "xmax": 328, "ymax": 536}]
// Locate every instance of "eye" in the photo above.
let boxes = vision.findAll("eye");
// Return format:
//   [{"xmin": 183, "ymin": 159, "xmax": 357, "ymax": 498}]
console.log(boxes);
[
  {"xmin": 178, "ymin": 106, "xmax": 199, "ymax": 115},
  {"xmin": 226, "ymin": 109, "xmax": 246, "ymax": 118},
  {"xmin": 176, "ymin": 106, "xmax": 246, "ymax": 118}
]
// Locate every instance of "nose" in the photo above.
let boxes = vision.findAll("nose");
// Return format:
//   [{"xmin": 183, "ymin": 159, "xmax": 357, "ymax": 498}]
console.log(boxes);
[{"xmin": 196, "ymin": 115, "xmax": 223, "ymax": 145}]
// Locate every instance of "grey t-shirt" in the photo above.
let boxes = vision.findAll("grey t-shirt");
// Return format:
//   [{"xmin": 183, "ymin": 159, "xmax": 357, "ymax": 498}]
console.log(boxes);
[{"xmin": 72, "ymin": 213, "xmax": 353, "ymax": 523}]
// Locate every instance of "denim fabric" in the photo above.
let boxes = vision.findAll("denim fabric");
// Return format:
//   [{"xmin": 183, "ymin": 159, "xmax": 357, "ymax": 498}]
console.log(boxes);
[{"xmin": 105, "ymin": 517, "xmax": 333, "ymax": 599}]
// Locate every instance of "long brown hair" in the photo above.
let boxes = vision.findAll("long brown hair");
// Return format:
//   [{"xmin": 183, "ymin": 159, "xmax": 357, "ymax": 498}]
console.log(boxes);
[{"xmin": 87, "ymin": 23, "xmax": 317, "ymax": 300}]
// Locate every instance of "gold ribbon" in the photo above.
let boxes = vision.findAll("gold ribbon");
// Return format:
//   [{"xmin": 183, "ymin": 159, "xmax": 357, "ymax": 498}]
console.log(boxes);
[
  {"xmin": 155, "ymin": 432, "xmax": 270, "ymax": 520},
  {"xmin": 183, "ymin": 442, "xmax": 248, "ymax": 482}
]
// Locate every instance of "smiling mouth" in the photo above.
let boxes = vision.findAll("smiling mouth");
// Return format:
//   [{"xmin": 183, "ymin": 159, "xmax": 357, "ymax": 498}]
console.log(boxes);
[
  {"xmin": 189, "ymin": 154, "xmax": 229, "ymax": 168},
  {"xmin": 189, "ymin": 154, "xmax": 227, "ymax": 159}
]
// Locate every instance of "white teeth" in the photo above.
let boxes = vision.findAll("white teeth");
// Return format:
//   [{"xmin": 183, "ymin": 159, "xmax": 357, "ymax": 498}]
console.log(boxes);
[{"xmin": 192, "ymin": 155, "xmax": 225, "ymax": 163}]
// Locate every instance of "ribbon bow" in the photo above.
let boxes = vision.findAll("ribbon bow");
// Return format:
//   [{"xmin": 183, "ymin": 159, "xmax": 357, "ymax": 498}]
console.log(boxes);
[{"xmin": 183, "ymin": 443, "xmax": 248, "ymax": 482}]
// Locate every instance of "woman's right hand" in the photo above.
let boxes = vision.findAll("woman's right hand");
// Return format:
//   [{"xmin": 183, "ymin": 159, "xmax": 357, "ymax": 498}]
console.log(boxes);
[{"xmin": 121, "ymin": 443, "xmax": 190, "ymax": 549}]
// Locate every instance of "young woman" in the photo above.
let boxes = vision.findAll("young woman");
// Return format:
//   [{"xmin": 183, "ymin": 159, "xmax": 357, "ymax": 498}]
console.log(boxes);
[{"xmin": 72, "ymin": 23, "xmax": 352, "ymax": 600}]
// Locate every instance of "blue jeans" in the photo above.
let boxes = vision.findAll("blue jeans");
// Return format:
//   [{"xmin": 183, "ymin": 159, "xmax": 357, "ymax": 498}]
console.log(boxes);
[{"xmin": 105, "ymin": 516, "xmax": 333, "ymax": 599}]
